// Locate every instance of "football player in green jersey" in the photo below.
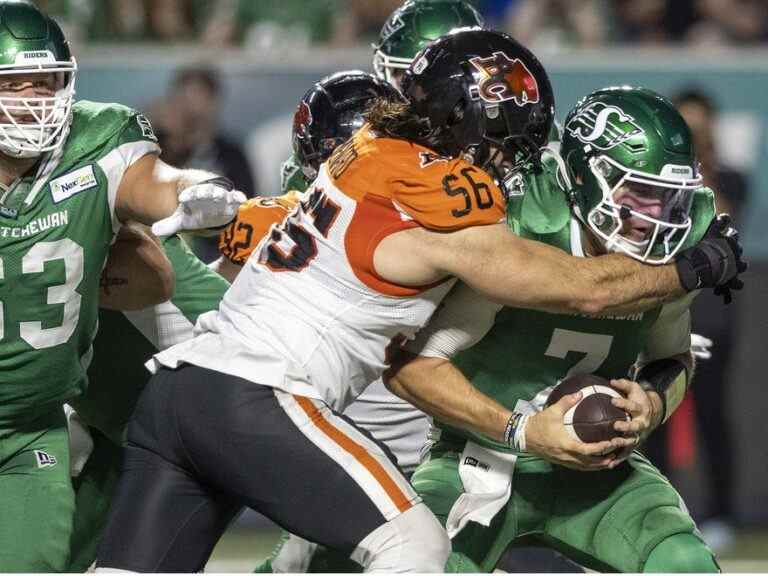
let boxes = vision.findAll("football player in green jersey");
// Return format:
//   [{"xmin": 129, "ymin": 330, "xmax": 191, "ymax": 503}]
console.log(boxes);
[
  {"xmin": 65, "ymin": 233, "xmax": 231, "ymax": 571},
  {"xmin": 0, "ymin": 1, "xmax": 244, "ymax": 570},
  {"xmin": 252, "ymin": 3, "xmax": 734, "ymax": 569},
  {"xmin": 387, "ymin": 87, "xmax": 731, "ymax": 572}
]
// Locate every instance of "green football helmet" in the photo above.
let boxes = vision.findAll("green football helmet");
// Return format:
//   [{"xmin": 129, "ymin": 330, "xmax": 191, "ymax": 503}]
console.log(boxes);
[
  {"xmin": 372, "ymin": 0, "xmax": 483, "ymax": 87},
  {"xmin": 0, "ymin": 0, "xmax": 76, "ymax": 158},
  {"xmin": 560, "ymin": 86, "xmax": 702, "ymax": 264}
]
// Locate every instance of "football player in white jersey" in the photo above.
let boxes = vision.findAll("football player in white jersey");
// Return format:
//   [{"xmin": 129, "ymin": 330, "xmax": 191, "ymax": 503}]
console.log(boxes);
[
  {"xmin": 216, "ymin": 69, "xmax": 432, "ymax": 573},
  {"xmin": 95, "ymin": 30, "xmax": 743, "ymax": 573}
]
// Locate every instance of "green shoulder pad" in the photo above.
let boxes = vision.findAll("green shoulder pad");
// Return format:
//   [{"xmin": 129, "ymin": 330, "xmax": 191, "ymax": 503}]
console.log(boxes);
[
  {"xmin": 507, "ymin": 156, "xmax": 572, "ymax": 237},
  {"xmin": 69, "ymin": 100, "xmax": 159, "ymax": 153},
  {"xmin": 280, "ymin": 153, "xmax": 309, "ymax": 194},
  {"xmin": 680, "ymin": 186, "xmax": 716, "ymax": 250}
]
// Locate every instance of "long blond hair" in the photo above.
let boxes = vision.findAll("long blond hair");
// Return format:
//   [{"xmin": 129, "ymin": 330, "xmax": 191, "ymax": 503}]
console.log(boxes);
[{"xmin": 364, "ymin": 96, "xmax": 429, "ymax": 141}]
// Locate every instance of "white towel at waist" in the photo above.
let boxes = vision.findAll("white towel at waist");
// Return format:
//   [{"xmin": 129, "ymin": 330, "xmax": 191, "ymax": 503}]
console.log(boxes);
[{"xmin": 445, "ymin": 441, "xmax": 517, "ymax": 539}]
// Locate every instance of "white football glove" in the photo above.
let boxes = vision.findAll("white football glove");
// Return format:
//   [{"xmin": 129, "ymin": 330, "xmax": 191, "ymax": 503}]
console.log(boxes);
[
  {"xmin": 151, "ymin": 177, "xmax": 246, "ymax": 237},
  {"xmin": 690, "ymin": 333, "xmax": 714, "ymax": 360}
]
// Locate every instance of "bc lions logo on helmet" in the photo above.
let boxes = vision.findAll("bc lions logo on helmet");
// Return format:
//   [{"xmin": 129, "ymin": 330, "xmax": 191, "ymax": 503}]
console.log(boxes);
[
  {"xmin": 293, "ymin": 101, "xmax": 313, "ymax": 138},
  {"xmin": 566, "ymin": 103, "xmax": 643, "ymax": 150},
  {"xmin": 469, "ymin": 51, "xmax": 540, "ymax": 106}
]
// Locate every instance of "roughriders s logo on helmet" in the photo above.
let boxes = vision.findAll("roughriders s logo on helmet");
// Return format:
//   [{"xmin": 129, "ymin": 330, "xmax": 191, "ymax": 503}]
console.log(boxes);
[
  {"xmin": 293, "ymin": 101, "xmax": 313, "ymax": 137},
  {"xmin": 566, "ymin": 103, "xmax": 643, "ymax": 150},
  {"xmin": 469, "ymin": 51, "xmax": 540, "ymax": 106}
]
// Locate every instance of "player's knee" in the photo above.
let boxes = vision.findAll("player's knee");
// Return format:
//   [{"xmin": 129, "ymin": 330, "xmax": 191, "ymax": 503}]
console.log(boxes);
[
  {"xmin": 644, "ymin": 532, "xmax": 720, "ymax": 573},
  {"xmin": 352, "ymin": 503, "xmax": 450, "ymax": 572}
]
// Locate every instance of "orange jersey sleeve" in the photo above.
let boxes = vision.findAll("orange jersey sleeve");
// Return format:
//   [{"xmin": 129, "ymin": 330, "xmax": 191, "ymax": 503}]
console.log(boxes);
[
  {"xmin": 388, "ymin": 156, "xmax": 506, "ymax": 231},
  {"xmin": 219, "ymin": 192, "xmax": 300, "ymax": 265},
  {"xmin": 328, "ymin": 127, "xmax": 505, "ymax": 231}
]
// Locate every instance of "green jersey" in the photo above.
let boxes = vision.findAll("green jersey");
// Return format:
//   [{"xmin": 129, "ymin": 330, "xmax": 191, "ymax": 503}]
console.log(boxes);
[
  {"xmin": 279, "ymin": 153, "xmax": 309, "ymax": 195},
  {"xmin": 0, "ymin": 101, "xmax": 160, "ymax": 425},
  {"xmin": 75, "ymin": 235, "xmax": 229, "ymax": 444},
  {"xmin": 437, "ymin": 161, "xmax": 716, "ymax": 452}
]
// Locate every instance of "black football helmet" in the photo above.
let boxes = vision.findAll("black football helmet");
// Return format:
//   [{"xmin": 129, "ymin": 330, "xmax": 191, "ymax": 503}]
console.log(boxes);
[
  {"xmin": 292, "ymin": 70, "xmax": 401, "ymax": 179},
  {"xmin": 400, "ymin": 28, "xmax": 554, "ymax": 187}
]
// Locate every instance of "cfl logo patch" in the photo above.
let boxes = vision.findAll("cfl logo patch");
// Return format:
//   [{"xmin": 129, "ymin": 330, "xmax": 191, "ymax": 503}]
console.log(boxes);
[{"xmin": 34, "ymin": 450, "xmax": 57, "ymax": 468}]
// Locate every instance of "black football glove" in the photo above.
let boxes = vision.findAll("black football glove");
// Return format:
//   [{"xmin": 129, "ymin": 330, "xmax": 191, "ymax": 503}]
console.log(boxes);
[{"xmin": 674, "ymin": 214, "xmax": 747, "ymax": 304}]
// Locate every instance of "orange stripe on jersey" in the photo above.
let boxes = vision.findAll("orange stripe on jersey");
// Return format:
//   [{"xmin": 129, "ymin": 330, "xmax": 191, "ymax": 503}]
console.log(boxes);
[
  {"xmin": 345, "ymin": 194, "xmax": 425, "ymax": 297},
  {"xmin": 219, "ymin": 192, "xmax": 300, "ymax": 265},
  {"xmin": 293, "ymin": 395, "xmax": 413, "ymax": 514},
  {"xmin": 328, "ymin": 125, "xmax": 506, "ymax": 231}
]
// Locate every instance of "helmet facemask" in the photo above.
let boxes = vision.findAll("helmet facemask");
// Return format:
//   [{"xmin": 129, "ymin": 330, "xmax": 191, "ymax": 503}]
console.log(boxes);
[
  {"xmin": 296, "ymin": 134, "xmax": 353, "ymax": 181},
  {"xmin": 581, "ymin": 154, "xmax": 700, "ymax": 263},
  {"xmin": 0, "ymin": 59, "xmax": 77, "ymax": 159},
  {"xmin": 466, "ymin": 102, "xmax": 547, "ymax": 198},
  {"xmin": 372, "ymin": 49, "xmax": 411, "ymax": 89}
]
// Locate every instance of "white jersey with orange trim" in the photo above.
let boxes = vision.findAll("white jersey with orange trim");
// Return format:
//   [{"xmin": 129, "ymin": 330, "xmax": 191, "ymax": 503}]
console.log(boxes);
[
  {"xmin": 151, "ymin": 126, "xmax": 506, "ymax": 412},
  {"xmin": 344, "ymin": 379, "xmax": 431, "ymax": 473}
]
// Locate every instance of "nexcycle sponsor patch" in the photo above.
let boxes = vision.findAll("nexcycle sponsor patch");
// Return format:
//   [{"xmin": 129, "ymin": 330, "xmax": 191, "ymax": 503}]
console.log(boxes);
[{"xmin": 50, "ymin": 165, "xmax": 98, "ymax": 203}]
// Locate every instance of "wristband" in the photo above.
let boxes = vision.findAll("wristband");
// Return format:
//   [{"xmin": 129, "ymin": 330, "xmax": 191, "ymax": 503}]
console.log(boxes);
[
  {"xmin": 503, "ymin": 412, "xmax": 522, "ymax": 445},
  {"xmin": 503, "ymin": 411, "xmax": 530, "ymax": 451},
  {"xmin": 514, "ymin": 413, "xmax": 530, "ymax": 452}
]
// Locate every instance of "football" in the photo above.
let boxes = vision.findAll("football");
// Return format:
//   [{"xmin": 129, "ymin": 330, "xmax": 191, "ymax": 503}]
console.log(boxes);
[{"xmin": 545, "ymin": 374, "xmax": 630, "ymax": 443}]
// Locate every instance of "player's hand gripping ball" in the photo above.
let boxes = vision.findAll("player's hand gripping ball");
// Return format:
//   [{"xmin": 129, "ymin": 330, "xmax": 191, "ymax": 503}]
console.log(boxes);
[{"xmin": 546, "ymin": 374, "xmax": 629, "ymax": 443}]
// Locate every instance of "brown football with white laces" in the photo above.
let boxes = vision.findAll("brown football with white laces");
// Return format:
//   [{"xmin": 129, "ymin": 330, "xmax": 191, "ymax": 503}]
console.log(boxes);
[{"xmin": 545, "ymin": 373, "xmax": 630, "ymax": 443}]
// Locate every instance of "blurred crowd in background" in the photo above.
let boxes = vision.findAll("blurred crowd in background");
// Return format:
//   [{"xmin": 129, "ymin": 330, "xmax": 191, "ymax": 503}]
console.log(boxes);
[{"xmin": 34, "ymin": 0, "xmax": 768, "ymax": 49}]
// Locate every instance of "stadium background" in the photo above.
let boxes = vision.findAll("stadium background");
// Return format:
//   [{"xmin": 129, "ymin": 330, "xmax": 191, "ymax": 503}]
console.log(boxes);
[{"xmin": 39, "ymin": 0, "xmax": 768, "ymax": 571}]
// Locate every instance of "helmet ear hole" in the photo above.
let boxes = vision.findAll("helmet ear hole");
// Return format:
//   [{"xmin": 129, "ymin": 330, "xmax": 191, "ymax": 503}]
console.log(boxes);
[
  {"xmin": 447, "ymin": 98, "xmax": 466, "ymax": 127},
  {"xmin": 564, "ymin": 149, "xmax": 584, "ymax": 185}
]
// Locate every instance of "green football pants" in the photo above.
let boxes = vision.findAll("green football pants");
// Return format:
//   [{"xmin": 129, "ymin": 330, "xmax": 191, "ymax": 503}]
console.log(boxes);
[
  {"xmin": 67, "ymin": 428, "xmax": 122, "ymax": 572},
  {"xmin": 0, "ymin": 408, "xmax": 74, "ymax": 572},
  {"xmin": 414, "ymin": 448, "xmax": 717, "ymax": 573}
]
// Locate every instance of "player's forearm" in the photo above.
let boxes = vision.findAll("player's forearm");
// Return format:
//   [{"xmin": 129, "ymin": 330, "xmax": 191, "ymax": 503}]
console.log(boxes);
[
  {"xmin": 445, "ymin": 226, "xmax": 683, "ymax": 316},
  {"xmin": 117, "ymin": 156, "xmax": 219, "ymax": 225},
  {"xmin": 384, "ymin": 353, "xmax": 511, "ymax": 442},
  {"xmin": 99, "ymin": 224, "xmax": 175, "ymax": 310},
  {"xmin": 208, "ymin": 256, "xmax": 243, "ymax": 283},
  {"xmin": 141, "ymin": 165, "xmax": 220, "ymax": 223},
  {"xmin": 570, "ymin": 253, "xmax": 685, "ymax": 316}
]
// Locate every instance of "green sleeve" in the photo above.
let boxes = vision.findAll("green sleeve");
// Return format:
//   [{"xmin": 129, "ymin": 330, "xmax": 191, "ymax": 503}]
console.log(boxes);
[
  {"xmin": 163, "ymin": 235, "xmax": 229, "ymax": 324},
  {"xmin": 280, "ymin": 154, "xmax": 310, "ymax": 195}
]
